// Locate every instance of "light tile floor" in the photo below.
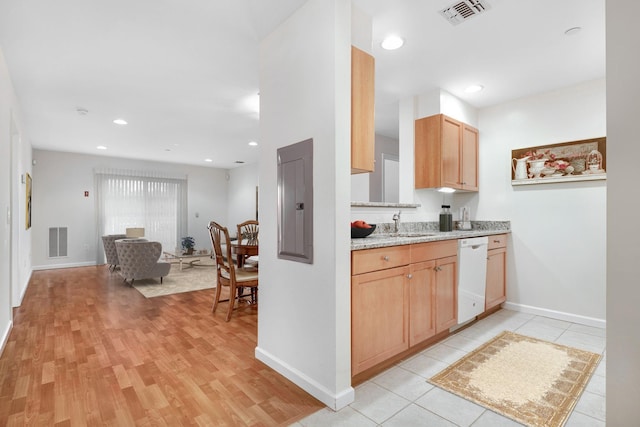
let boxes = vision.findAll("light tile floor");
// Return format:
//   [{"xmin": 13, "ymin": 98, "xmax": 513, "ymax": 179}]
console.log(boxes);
[{"xmin": 293, "ymin": 309, "xmax": 606, "ymax": 426}]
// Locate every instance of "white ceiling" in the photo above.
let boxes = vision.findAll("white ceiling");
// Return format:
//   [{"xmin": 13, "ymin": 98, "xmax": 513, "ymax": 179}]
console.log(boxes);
[{"xmin": 0, "ymin": 0, "xmax": 605, "ymax": 169}]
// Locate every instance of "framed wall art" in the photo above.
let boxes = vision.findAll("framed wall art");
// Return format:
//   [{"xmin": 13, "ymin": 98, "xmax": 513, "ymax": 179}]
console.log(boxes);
[
  {"xmin": 26, "ymin": 172, "xmax": 32, "ymax": 229},
  {"xmin": 511, "ymin": 137, "xmax": 606, "ymax": 186}
]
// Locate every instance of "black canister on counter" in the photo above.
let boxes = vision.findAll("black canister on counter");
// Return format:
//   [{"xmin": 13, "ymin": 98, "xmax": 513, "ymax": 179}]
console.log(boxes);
[{"xmin": 439, "ymin": 205, "xmax": 453, "ymax": 232}]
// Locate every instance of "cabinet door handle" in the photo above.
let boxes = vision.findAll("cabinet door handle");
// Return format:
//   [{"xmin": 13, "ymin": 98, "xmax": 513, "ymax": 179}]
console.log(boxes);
[
  {"xmin": 493, "ymin": 239, "xmax": 501, "ymax": 243},
  {"xmin": 383, "ymin": 256, "xmax": 390, "ymax": 261},
  {"xmin": 434, "ymin": 266, "xmax": 440, "ymax": 272},
  {"xmin": 407, "ymin": 274, "xmax": 412, "ymax": 279}
]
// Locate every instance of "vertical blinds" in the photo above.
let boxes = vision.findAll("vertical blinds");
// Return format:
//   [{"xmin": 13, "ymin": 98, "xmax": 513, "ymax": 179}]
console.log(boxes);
[{"xmin": 95, "ymin": 169, "xmax": 188, "ymax": 264}]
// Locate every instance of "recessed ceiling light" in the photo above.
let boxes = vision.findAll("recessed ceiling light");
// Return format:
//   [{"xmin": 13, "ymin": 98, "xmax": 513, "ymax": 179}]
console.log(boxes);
[
  {"xmin": 77, "ymin": 107, "xmax": 88, "ymax": 115},
  {"xmin": 381, "ymin": 35, "xmax": 404, "ymax": 50},
  {"xmin": 204, "ymin": 158, "xmax": 213, "ymax": 162},
  {"xmin": 464, "ymin": 84, "xmax": 484, "ymax": 93},
  {"xmin": 248, "ymin": 141, "xmax": 258, "ymax": 146},
  {"xmin": 564, "ymin": 27, "xmax": 582, "ymax": 36},
  {"xmin": 96, "ymin": 145, "xmax": 107, "ymax": 150},
  {"xmin": 113, "ymin": 118, "xmax": 128, "ymax": 125}
]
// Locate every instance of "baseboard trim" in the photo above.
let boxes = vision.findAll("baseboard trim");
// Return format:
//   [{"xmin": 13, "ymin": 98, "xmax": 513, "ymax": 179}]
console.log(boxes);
[
  {"xmin": 0, "ymin": 320, "xmax": 13, "ymax": 357},
  {"xmin": 32, "ymin": 261, "xmax": 96, "ymax": 271},
  {"xmin": 13, "ymin": 270, "xmax": 32, "ymax": 307},
  {"xmin": 255, "ymin": 346, "xmax": 354, "ymax": 411},
  {"xmin": 502, "ymin": 302, "xmax": 606, "ymax": 328}
]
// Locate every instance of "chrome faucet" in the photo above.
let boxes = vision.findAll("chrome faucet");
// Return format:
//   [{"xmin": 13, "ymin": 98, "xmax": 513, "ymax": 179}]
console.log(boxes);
[{"xmin": 392, "ymin": 211, "xmax": 401, "ymax": 233}]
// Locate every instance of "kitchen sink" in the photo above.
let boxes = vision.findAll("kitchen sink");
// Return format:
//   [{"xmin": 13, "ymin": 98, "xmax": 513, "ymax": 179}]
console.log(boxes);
[{"xmin": 394, "ymin": 232, "xmax": 436, "ymax": 237}]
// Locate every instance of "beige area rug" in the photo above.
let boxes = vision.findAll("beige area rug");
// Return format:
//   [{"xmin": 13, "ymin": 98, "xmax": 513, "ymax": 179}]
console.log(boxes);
[
  {"xmin": 132, "ymin": 256, "xmax": 217, "ymax": 298},
  {"xmin": 429, "ymin": 331, "xmax": 602, "ymax": 427}
]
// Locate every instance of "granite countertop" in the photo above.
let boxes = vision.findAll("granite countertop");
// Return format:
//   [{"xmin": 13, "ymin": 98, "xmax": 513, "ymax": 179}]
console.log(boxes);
[{"xmin": 351, "ymin": 221, "xmax": 511, "ymax": 250}]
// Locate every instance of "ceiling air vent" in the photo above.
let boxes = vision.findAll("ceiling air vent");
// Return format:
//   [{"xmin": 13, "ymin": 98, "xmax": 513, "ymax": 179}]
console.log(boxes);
[{"xmin": 439, "ymin": 0, "xmax": 491, "ymax": 26}]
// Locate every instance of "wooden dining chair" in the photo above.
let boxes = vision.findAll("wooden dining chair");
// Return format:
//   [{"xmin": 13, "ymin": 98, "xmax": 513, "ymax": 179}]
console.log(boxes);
[
  {"xmin": 208, "ymin": 221, "xmax": 258, "ymax": 321},
  {"xmin": 236, "ymin": 220, "xmax": 259, "ymax": 267},
  {"xmin": 237, "ymin": 220, "xmax": 259, "ymax": 244}
]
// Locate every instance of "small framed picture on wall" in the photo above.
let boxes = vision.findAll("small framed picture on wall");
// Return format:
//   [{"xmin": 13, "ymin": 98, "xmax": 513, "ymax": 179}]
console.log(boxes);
[{"xmin": 26, "ymin": 172, "xmax": 32, "ymax": 229}]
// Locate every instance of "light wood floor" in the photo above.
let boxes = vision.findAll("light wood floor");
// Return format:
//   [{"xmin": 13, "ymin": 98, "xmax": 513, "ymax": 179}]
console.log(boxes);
[{"xmin": 0, "ymin": 266, "xmax": 324, "ymax": 426}]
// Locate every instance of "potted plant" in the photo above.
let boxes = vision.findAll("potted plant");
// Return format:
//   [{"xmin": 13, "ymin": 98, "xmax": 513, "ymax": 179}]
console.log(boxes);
[{"xmin": 181, "ymin": 236, "xmax": 195, "ymax": 255}]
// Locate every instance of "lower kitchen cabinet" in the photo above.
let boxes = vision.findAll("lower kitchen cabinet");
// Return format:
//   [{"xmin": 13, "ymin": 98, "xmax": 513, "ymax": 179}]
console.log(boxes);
[
  {"xmin": 351, "ymin": 265, "xmax": 409, "ymax": 376},
  {"xmin": 434, "ymin": 255, "xmax": 458, "ymax": 333},
  {"xmin": 408, "ymin": 260, "xmax": 436, "ymax": 346},
  {"xmin": 485, "ymin": 234, "xmax": 508, "ymax": 310},
  {"xmin": 408, "ymin": 255, "xmax": 458, "ymax": 344},
  {"xmin": 352, "ymin": 239, "xmax": 459, "ymax": 376}
]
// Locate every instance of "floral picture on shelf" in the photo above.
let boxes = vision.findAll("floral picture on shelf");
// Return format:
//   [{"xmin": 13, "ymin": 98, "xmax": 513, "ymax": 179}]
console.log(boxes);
[{"xmin": 511, "ymin": 137, "xmax": 606, "ymax": 185}]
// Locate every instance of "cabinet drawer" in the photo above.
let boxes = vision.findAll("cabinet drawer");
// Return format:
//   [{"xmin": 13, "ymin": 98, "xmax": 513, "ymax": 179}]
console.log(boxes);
[
  {"xmin": 411, "ymin": 240, "xmax": 457, "ymax": 263},
  {"xmin": 487, "ymin": 234, "xmax": 508, "ymax": 250},
  {"xmin": 352, "ymin": 245, "xmax": 411, "ymax": 275}
]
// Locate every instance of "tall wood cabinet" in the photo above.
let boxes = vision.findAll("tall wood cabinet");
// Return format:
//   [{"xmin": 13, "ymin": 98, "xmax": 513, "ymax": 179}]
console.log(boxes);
[
  {"xmin": 485, "ymin": 234, "xmax": 507, "ymax": 310},
  {"xmin": 351, "ymin": 46, "xmax": 375, "ymax": 174},
  {"xmin": 415, "ymin": 114, "xmax": 479, "ymax": 191}
]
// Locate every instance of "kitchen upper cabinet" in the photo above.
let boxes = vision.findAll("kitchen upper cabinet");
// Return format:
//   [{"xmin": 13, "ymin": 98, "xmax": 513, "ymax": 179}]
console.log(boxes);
[
  {"xmin": 351, "ymin": 46, "xmax": 375, "ymax": 174},
  {"xmin": 415, "ymin": 114, "xmax": 479, "ymax": 191},
  {"xmin": 486, "ymin": 234, "xmax": 508, "ymax": 310}
]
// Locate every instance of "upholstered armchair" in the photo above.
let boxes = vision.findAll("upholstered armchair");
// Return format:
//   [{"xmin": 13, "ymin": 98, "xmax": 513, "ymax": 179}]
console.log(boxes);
[
  {"xmin": 115, "ymin": 239, "xmax": 171, "ymax": 286},
  {"xmin": 101, "ymin": 234, "xmax": 127, "ymax": 271}
]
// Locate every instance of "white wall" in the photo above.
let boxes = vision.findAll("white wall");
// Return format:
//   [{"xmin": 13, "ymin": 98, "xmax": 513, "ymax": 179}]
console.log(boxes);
[
  {"xmin": 606, "ymin": 0, "xmax": 640, "ymax": 421},
  {"xmin": 0, "ymin": 48, "xmax": 13, "ymax": 350},
  {"xmin": 479, "ymin": 79, "xmax": 606, "ymax": 324},
  {"xmin": 369, "ymin": 134, "xmax": 399, "ymax": 202},
  {"xmin": 31, "ymin": 149, "xmax": 228, "ymax": 269},
  {"xmin": 227, "ymin": 164, "xmax": 259, "ymax": 234},
  {"xmin": 256, "ymin": 0, "xmax": 354, "ymax": 409},
  {"xmin": 0, "ymin": 47, "xmax": 32, "ymax": 349}
]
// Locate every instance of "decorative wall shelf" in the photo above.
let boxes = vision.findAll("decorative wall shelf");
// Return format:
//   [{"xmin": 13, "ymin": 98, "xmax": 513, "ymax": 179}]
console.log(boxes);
[
  {"xmin": 511, "ymin": 137, "xmax": 606, "ymax": 186},
  {"xmin": 512, "ymin": 173, "xmax": 606, "ymax": 186}
]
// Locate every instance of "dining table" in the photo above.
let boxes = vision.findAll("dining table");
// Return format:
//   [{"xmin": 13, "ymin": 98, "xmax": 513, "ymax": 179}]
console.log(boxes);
[{"xmin": 231, "ymin": 243, "xmax": 258, "ymax": 268}]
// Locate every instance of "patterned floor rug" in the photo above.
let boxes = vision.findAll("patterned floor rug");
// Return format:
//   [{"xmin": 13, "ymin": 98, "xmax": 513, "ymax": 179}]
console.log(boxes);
[
  {"xmin": 131, "ymin": 256, "xmax": 217, "ymax": 298},
  {"xmin": 429, "ymin": 330, "xmax": 602, "ymax": 427}
]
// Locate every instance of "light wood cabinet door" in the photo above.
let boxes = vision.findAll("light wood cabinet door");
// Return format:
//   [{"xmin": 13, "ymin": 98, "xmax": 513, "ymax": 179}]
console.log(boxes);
[
  {"xmin": 434, "ymin": 255, "xmax": 458, "ymax": 333},
  {"xmin": 352, "ymin": 245, "xmax": 411, "ymax": 275},
  {"xmin": 441, "ymin": 116, "xmax": 463, "ymax": 189},
  {"xmin": 352, "ymin": 266, "xmax": 409, "ymax": 375},
  {"xmin": 485, "ymin": 247, "xmax": 507, "ymax": 310},
  {"xmin": 414, "ymin": 114, "xmax": 479, "ymax": 191},
  {"xmin": 409, "ymin": 261, "xmax": 436, "ymax": 346},
  {"xmin": 461, "ymin": 124, "xmax": 479, "ymax": 191},
  {"xmin": 351, "ymin": 46, "xmax": 375, "ymax": 174}
]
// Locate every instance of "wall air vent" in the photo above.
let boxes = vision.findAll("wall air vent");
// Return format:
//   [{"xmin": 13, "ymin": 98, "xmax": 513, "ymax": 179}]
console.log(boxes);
[
  {"xmin": 439, "ymin": 0, "xmax": 491, "ymax": 26},
  {"xmin": 49, "ymin": 227, "xmax": 68, "ymax": 258}
]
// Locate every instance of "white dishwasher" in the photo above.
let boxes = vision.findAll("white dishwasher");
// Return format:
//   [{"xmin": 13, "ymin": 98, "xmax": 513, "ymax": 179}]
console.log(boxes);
[{"xmin": 457, "ymin": 236, "xmax": 488, "ymax": 324}]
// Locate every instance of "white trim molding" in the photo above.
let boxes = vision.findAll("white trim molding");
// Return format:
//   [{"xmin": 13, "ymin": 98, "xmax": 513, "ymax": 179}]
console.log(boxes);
[
  {"xmin": 502, "ymin": 302, "xmax": 606, "ymax": 329},
  {"xmin": 255, "ymin": 346, "xmax": 355, "ymax": 411}
]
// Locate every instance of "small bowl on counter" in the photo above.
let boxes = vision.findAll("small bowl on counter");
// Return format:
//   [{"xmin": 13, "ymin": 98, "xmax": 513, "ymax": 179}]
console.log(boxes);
[{"xmin": 351, "ymin": 224, "xmax": 376, "ymax": 238}]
